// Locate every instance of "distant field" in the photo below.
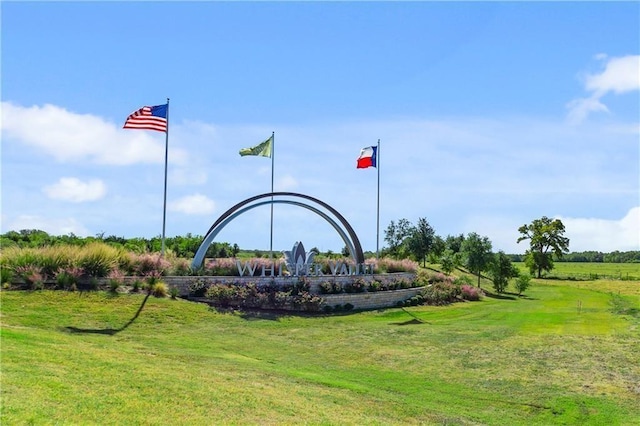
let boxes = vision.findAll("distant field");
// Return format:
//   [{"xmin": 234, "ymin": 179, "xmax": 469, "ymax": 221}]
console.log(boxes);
[
  {"xmin": 1, "ymin": 277, "xmax": 639, "ymax": 425},
  {"xmin": 514, "ymin": 262, "xmax": 640, "ymax": 281}
]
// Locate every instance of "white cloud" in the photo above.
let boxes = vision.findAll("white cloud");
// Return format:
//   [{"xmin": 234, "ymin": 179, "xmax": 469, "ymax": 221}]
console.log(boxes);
[
  {"xmin": 557, "ymin": 207, "xmax": 640, "ymax": 252},
  {"xmin": 565, "ymin": 97, "xmax": 609, "ymax": 125},
  {"xmin": 169, "ymin": 194, "xmax": 216, "ymax": 215},
  {"xmin": 43, "ymin": 177, "xmax": 106, "ymax": 202},
  {"xmin": 461, "ymin": 215, "xmax": 524, "ymax": 254},
  {"xmin": 276, "ymin": 174, "xmax": 299, "ymax": 191},
  {"xmin": 585, "ymin": 55, "xmax": 640, "ymax": 95},
  {"xmin": 5, "ymin": 215, "xmax": 90, "ymax": 236},
  {"xmin": 567, "ymin": 54, "xmax": 640, "ymax": 124},
  {"xmin": 0, "ymin": 102, "xmax": 188, "ymax": 165}
]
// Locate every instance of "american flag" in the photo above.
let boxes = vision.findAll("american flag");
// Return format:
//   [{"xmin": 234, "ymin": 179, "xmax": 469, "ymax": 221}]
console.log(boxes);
[{"xmin": 123, "ymin": 104, "xmax": 168, "ymax": 132}]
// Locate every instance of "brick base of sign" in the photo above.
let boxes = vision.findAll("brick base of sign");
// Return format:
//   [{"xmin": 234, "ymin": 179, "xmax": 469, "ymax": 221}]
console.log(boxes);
[
  {"xmin": 124, "ymin": 273, "xmax": 419, "ymax": 310},
  {"xmin": 23, "ymin": 272, "xmax": 420, "ymax": 311}
]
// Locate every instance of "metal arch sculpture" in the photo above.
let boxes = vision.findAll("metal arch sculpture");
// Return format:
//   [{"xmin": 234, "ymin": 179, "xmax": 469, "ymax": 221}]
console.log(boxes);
[
  {"xmin": 191, "ymin": 192, "xmax": 365, "ymax": 269},
  {"xmin": 191, "ymin": 200, "xmax": 358, "ymax": 269}
]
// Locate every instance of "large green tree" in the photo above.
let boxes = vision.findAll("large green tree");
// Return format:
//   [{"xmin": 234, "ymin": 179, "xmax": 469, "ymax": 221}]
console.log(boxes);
[
  {"xmin": 461, "ymin": 232, "xmax": 493, "ymax": 288},
  {"xmin": 490, "ymin": 251, "xmax": 519, "ymax": 293},
  {"xmin": 406, "ymin": 218, "xmax": 435, "ymax": 267},
  {"xmin": 384, "ymin": 218, "xmax": 412, "ymax": 259},
  {"xmin": 517, "ymin": 216, "xmax": 570, "ymax": 278}
]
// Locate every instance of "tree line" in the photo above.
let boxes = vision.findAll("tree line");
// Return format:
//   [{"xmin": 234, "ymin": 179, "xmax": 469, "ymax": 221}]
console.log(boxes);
[
  {"xmin": 0, "ymin": 230, "xmax": 240, "ymax": 259},
  {"xmin": 382, "ymin": 215, "xmax": 638, "ymax": 291}
]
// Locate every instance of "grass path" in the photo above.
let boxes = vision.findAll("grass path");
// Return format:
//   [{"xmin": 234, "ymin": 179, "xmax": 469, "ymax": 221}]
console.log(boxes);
[{"xmin": 1, "ymin": 280, "xmax": 639, "ymax": 425}]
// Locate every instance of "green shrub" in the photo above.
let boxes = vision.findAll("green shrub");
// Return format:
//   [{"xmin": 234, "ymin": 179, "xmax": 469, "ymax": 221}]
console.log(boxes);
[
  {"xmin": 453, "ymin": 275, "xmax": 473, "ymax": 286},
  {"xmin": 291, "ymin": 292, "xmax": 323, "ymax": 312},
  {"xmin": 78, "ymin": 243, "xmax": 119, "ymax": 277},
  {"xmin": 55, "ymin": 266, "xmax": 83, "ymax": 291},
  {"xmin": 188, "ymin": 278, "xmax": 209, "ymax": 297},
  {"xmin": 344, "ymin": 278, "xmax": 366, "ymax": 293},
  {"xmin": 1, "ymin": 266, "xmax": 14, "ymax": 285},
  {"xmin": 206, "ymin": 284, "xmax": 237, "ymax": 307},
  {"xmin": 319, "ymin": 280, "xmax": 342, "ymax": 294},
  {"xmin": 421, "ymin": 282, "xmax": 461, "ymax": 305},
  {"xmin": 151, "ymin": 282, "xmax": 168, "ymax": 298},
  {"xmin": 514, "ymin": 274, "xmax": 532, "ymax": 296},
  {"xmin": 367, "ymin": 280, "xmax": 381, "ymax": 292},
  {"xmin": 38, "ymin": 246, "xmax": 80, "ymax": 279},
  {"xmin": 169, "ymin": 286, "xmax": 179, "ymax": 299},
  {"xmin": 1, "ymin": 247, "xmax": 41, "ymax": 271},
  {"xmin": 86, "ymin": 278, "xmax": 99, "ymax": 291}
]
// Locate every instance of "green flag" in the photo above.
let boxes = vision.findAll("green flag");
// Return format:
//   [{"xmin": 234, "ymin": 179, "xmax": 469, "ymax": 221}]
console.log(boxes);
[{"xmin": 239, "ymin": 135, "xmax": 273, "ymax": 158}]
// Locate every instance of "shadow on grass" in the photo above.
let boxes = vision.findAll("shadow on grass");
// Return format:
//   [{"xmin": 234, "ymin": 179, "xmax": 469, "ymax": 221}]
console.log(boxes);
[
  {"xmin": 483, "ymin": 291, "xmax": 518, "ymax": 300},
  {"xmin": 209, "ymin": 306, "xmax": 321, "ymax": 321},
  {"xmin": 63, "ymin": 293, "xmax": 150, "ymax": 335},
  {"xmin": 389, "ymin": 308, "xmax": 430, "ymax": 326}
]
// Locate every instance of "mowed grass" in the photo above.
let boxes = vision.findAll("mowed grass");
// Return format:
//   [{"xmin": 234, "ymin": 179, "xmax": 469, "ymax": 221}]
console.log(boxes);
[
  {"xmin": 1, "ymin": 278, "xmax": 639, "ymax": 425},
  {"xmin": 514, "ymin": 261, "xmax": 640, "ymax": 281}
]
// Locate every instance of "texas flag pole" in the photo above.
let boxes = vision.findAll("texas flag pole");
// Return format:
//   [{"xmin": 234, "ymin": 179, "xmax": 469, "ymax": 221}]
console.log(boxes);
[{"xmin": 356, "ymin": 139, "xmax": 381, "ymax": 258}]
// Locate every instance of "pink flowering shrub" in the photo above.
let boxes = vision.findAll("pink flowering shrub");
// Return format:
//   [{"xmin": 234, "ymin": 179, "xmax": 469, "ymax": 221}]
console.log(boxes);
[
  {"xmin": 421, "ymin": 281, "xmax": 461, "ymax": 305},
  {"xmin": 205, "ymin": 258, "xmax": 237, "ymax": 276},
  {"xmin": 460, "ymin": 284, "xmax": 482, "ymax": 301},
  {"xmin": 130, "ymin": 253, "xmax": 171, "ymax": 276},
  {"xmin": 15, "ymin": 265, "xmax": 44, "ymax": 289},
  {"xmin": 204, "ymin": 257, "xmax": 283, "ymax": 276},
  {"xmin": 55, "ymin": 266, "xmax": 84, "ymax": 290},
  {"xmin": 169, "ymin": 257, "xmax": 192, "ymax": 276},
  {"xmin": 375, "ymin": 258, "xmax": 418, "ymax": 273}
]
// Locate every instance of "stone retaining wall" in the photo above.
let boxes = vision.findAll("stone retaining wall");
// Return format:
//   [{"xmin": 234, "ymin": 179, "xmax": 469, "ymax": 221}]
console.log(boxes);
[
  {"xmin": 320, "ymin": 287, "xmax": 423, "ymax": 310},
  {"xmin": 150, "ymin": 272, "xmax": 416, "ymax": 297},
  {"xmin": 56, "ymin": 272, "xmax": 420, "ymax": 311}
]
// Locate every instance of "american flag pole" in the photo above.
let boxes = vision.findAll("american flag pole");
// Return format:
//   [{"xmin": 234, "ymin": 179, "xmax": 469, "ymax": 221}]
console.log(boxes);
[
  {"xmin": 376, "ymin": 138, "xmax": 380, "ymax": 259},
  {"xmin": 160, "ymin": 98, "xmax": 170, "ymax": 257}
]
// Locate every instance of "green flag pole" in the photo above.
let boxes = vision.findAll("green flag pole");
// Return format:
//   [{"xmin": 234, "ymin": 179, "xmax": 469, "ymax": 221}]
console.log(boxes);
[{"xmin": 270, "ymin": 132, "xmax": 275, "ymax": 259}]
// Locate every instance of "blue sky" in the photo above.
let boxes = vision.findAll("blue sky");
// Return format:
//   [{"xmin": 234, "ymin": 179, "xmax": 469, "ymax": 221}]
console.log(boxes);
[{"xmin": 1, "ymin": 1, "xmax": 639, "ymax": 254}]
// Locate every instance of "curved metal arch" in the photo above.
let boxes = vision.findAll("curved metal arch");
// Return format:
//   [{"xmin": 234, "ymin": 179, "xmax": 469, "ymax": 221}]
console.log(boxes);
[
  {"xmin": 191, "ymin": 200, "xmax": 357, "ymax": 269},
  {"xmin": 192, "ymin": 192, "xmax": 365, "ymax": 269}
]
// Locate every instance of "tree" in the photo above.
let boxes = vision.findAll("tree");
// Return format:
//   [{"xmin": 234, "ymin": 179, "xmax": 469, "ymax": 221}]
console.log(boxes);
[
  {"xmin": 384, "ymin": 218, "xmax": 412, "ymax": 259},
  {"xmin": 440, "ymin": 248, "xmax": 457, "ymax": 275},
  {"xmin": 406, "ymin": 218, "xmax": 435, "ymax": 267},
  {"xmin": 445, "ymin": 233, "xmax": 465, "ymax": 254},
  {"xmin": 517, "ymin": 216, "xmax": 570, "ymax": 278},
  {"xmin": 490, "ymin": 251, "xmax": 519, "ymax": 293},
  {"xmin": 514, "ymin": 274, "xmax": 532, "ymax": 296},
  {"xmin": 461, "ymin": 232, "xmax": 493, "ymax": 288},
  {"xmin": 428, "ymin": 235, "xmax": 446, "ymax": 263}
]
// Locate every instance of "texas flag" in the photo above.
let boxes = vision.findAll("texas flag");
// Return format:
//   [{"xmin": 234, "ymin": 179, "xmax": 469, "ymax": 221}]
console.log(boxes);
[{"xmin": 356, "ymin": 146, "xmax": 377, "ymax": 169}]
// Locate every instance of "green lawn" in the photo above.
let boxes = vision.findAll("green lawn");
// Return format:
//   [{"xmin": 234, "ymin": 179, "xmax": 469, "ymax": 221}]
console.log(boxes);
[
  {"xmin": 1, "ymin": 279, "xmax": 639, "ymax": 425},
  {"xmin": 514, "ymin": 261, "xmax": 640, "ymax": 281}
]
